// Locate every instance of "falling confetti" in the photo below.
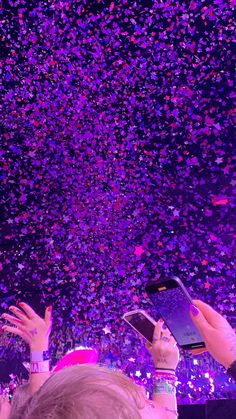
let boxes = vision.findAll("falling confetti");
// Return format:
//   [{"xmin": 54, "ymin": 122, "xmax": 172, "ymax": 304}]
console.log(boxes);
[{"xmin": 0, "ymin": 0, "xmax": 235, "ymax": 404}]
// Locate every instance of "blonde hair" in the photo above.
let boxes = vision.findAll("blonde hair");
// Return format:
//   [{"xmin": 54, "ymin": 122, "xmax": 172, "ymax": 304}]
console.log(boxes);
[
  {"xmin": 9, "ymin": 383, "xmax": 30, "ymax": 417},
  {"xmin": 11, "ymin": 364, "xmax": 146, "ymax": 419}
]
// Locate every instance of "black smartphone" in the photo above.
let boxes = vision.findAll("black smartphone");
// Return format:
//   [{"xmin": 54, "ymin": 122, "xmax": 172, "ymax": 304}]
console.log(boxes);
[
  {"xmin": 122, "ymin": 309, "xmax": 156, "ymax": 344},
  {"xmin": 145, "ymin": 276, "xmax": 205, "ymax": 350}
]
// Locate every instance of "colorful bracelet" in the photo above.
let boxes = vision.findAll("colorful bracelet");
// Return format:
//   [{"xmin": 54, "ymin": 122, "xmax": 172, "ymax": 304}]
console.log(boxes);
[
  {"xmin": 155, "ymin": 370, "xmax": 177, "ymax": 381},
  {"xmin": 31, "ymin": 350, "xmax": 50, "ymax": 362},
  {"xmin": 154, "ymin": 371, "xmax": 177, "ymax": 380},
  {"xmin": 30, "ymin": 360, "xmax": 50, "ymax": 374},
  {"xmin": 154, "ymin": 380, "xmax": 176, "ymax": 395}
]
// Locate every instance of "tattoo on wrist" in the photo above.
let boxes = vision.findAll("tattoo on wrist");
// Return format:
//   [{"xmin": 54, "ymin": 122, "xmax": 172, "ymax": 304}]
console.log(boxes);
[
  {"xmin": 156, "ymin": 357, "xmax": 168, "ymax": 364},
  {"xmin": 30, "ymin": 328, "xmax": 38, "ymax": 337}
]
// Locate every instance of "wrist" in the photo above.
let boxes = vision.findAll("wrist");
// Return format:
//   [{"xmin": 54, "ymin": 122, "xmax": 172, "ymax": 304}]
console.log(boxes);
[{"xmin": 30, "ymin": 340, "xmax": 49, "ymax": 352}]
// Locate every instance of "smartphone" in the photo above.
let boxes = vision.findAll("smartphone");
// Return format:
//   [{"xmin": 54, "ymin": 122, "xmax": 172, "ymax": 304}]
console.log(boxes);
[
  {"xmin": 122, "ymin": 309, "xmax": 156, "ymax": 344},
  {"xmin": 145, "ymin": 276, "xmax": 205, "ymax": 350}
]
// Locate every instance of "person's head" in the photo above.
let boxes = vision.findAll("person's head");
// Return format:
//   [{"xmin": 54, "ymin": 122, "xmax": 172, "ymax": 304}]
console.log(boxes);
[
  {"xmin": 10, "ymin": 364, "xmax": 164, "ymax": 419},
  {"xmin": 9, "ymin": 383, "xmax": 30, "ymax": 417}
]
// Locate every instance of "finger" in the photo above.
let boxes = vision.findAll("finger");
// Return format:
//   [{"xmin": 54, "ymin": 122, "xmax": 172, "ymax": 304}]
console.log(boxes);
[
  {"xmin": 192, "ymin": 300, "xmax": 228, "ymax": 329},
  {"xmin": 44, "ymin": 306, "xmax": 52, "ymax": 327},
  {"xmin": 169, "ymin": 335, "xmax": 177, "ymax": 346},
  {"xmin": 153, "ymin": 320, "xmax": 162, "ymax": 340},
  {"xmin": 2, "ymin": 325, "xmax": 30, "ymax": 343},
  {"xmin": 146, "ymin": 340, "xmax": 152, "ymax": 351},
  {"xmin": 189, "ymin": 302, "xmax": 213, "ymax": 338},
  {"xmin": 18, "ymin": 302, "xmax": 38, "ymax": 319},
  {"xmin": 1, "ymin": 313, "xmax": 24, "ymax": 327},
  {"xmin": 161, "ymin": 322, "xmax": 171, "ymax": 333},
  {"xmin": 161, "ymin": 323, "xmax": 173, "ymax": 340},
  {"xmin": 9, "ymin": 306, "xmax": 29, "ymax": 321},
  {"xmin": 190, "ymin": 348, "xmax": 207, "ymax": 355}
]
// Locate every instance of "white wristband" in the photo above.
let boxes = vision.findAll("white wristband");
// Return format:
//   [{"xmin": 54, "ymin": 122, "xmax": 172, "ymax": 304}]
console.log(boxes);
[
  {"xmin": 30, "ymin": 361, "xmax": 50, "ymax": 374},
  {"xmin": 31, "ymin": 350, "xmax": 50, "ymax": 362}
]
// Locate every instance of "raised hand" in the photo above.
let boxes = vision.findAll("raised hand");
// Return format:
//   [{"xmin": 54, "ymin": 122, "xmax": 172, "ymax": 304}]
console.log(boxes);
[
  {"xmin": 190, "ymin": 300, "xmax": 236, "ymax": 369},
  {"xmin": 2, "ymin": 302, "xmax": 52, "ymax": 351},
  {"xmin": 146, "ymin": 320, "xmax": 179, "ymax": 370}
]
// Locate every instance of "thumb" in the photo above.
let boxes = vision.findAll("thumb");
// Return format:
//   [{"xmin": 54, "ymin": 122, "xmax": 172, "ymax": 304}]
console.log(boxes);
[
  {"xmin": 189, "ymin": 303, "xmax": 210, "ymax": 337},
  {"xmin": 44, "ymin": 306, "xmax": 52, "ymax": 326},
  {"xmin": 193, "ymin": 299, "xmax": 226, "ymax": 329}
]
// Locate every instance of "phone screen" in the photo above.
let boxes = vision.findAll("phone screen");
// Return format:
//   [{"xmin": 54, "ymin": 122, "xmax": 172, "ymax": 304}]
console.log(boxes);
[
  {"xmin": 125, "ymin": 312, "xmax": 155, "ymax": 343},
  {"xmin": 146, "ymin": 281, "xmax": 204, "ymax": 348}
]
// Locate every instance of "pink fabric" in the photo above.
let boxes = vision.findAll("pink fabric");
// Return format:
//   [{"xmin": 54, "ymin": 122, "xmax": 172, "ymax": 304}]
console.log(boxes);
[{"xmin": 53, "ymin": 348, "xmax": 98, "ymax": 372}]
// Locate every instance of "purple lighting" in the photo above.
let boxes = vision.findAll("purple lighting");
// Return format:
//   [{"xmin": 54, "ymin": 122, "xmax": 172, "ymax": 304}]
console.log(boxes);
[{"xmin": 0, "ymin": 0, "xmax": 236, "ymax": 404}]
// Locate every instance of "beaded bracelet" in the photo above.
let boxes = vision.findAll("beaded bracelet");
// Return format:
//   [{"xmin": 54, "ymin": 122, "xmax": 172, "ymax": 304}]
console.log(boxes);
[
  {"xmin": 155, "ymin": 370, "xmax": 177, "ymax": 382},
  {"xmin": 154, "ymin": 368, "xmax": 177, "ymax": 381}
]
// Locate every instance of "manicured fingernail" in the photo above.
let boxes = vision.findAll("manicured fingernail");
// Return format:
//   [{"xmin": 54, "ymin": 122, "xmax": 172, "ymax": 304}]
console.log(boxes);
[
  {"xmin": 47, "ymin": 306, "xmax": 52, "ymax": 312},
  {"xmin": 19, "ymin": 302, "xmax": 25, "ymax": 305},
  {"xmin": 162, "ymin": 324, "xmax": 167, "ymax": 330},
  {"xmin": 190, "ymin": 304, "xmax": 199, "ymax": 317}
]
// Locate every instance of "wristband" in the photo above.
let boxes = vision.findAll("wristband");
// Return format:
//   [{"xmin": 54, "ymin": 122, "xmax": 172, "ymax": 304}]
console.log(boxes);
[
  {"xmin": 227, "ymin": 359, "xmax": 236, "ymax": 381},
  {"xmin": 31, "ymin": 350, "xmax": 50, "ymax": 362},
  {"xmin": 155, "ymin": 367, "xmax": 176, "ymax": 372},
  {"xmin": 154, "ymin": 372, "xmax": 177, "ymax": 381},
  {"xmin": 31, "ymin": 361, "xmax": 50, "ymax": 374},
  {"xmin": 154, "ymin": 380, "xmax": 176, "ymax": 395}
]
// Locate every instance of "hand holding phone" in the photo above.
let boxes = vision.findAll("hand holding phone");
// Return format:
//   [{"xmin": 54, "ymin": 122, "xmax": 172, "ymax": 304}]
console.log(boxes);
[
  {"xmin": 122, "ymin": 309, "xmax": 156, "ymax": 344},
  {"xmin": 122, "ymin": 310, "xmax": 180, "ymax": 370},
  {"xmin": 190, "ymin": 300, "xmax": 236, "ymax": 369},
  {"xmin": 145, "ymin": 276, "xmax": 205, "ymax": 350},
  {"xmin": 146, "ymin": 320, "xmax": 180, "ymax": 370}
]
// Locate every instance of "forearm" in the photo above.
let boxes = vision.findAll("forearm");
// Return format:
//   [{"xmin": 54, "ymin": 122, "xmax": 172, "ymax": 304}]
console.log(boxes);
[
  {"xmin": 152, "ymin": 369, "xmax": 178, "ymax": 419},
  {"xmin": 29, "ymin": 371, "xmax": 50, "ymax": 395},
  {"xmin": 153, "ymin": 394, "xmax": 177, "ymax": 419},
  {"xmin": 29, "ymin": 340, "xmax": 50, "ymax": 395}
]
